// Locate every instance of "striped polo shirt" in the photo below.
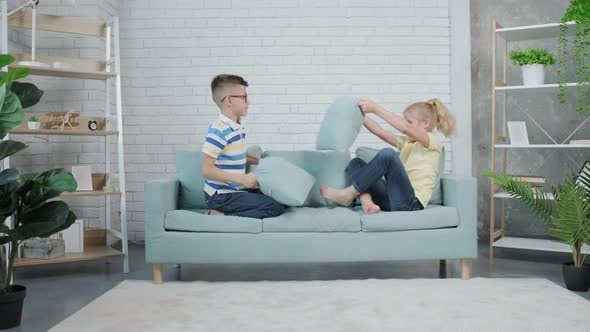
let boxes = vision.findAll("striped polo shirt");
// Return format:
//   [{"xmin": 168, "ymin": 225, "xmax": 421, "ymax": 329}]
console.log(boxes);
[{"xmin": 202, "ymin": 114, "xmax": 247, "ymax": 195}]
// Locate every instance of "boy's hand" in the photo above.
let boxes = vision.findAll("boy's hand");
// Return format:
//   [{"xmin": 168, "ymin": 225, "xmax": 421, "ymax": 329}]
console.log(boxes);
[
  {"xmin": 358, "ymin": 99, "xmax": 382, "ymax": 114},
  {"xmin": 241, "ymin": 173, "xmax": 258, "ymax": 188}
]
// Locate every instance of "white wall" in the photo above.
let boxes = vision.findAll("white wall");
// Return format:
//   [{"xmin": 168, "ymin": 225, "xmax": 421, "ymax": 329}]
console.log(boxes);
[{"xmin": 7, "ymin": 0, "xmax": 457, "ymax": 241}]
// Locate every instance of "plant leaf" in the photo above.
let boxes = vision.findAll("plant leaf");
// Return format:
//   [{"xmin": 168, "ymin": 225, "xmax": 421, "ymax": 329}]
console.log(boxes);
[
  {"xmin": 0, "ymin": 54, "xmax": 15, "ymax": 68},
  {"xmin": 0, "ymin": 91, "xmax": 23, "ymax": 139},
  {"xmin": 9, "ymin": 203, "xmax": 76, "ymax": 240},
  {"xmin": 0, "ymin": 169, "xmax": 19, "ymax": 186},
  {"xmin": 9, "ymin": 82, "xmax": 44, "ymax": 109},
  {"xmin": 0, "ymin": 140, "xmax": 27, "ymax": 161},
  {"xmin": 1, "ymin": 68, "xmax": 30, "ymax": 86}
]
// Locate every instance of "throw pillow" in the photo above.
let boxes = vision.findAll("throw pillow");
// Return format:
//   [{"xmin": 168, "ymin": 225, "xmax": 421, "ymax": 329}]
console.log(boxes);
[
  {"xmin": 316, "ymin": 96, "xmax": 364, "ymax": 151},
  {"xmin": 253, "ymin": 156, "xmax": 316, "ymax": 206}
]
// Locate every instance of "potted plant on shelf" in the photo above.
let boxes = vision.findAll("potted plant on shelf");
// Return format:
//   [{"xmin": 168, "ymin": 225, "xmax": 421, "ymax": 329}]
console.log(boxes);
[
  {"xmin": 27, "ymin": 116, "xmax": 39, "ymax": 130},
  {"xmin": 0, "ymin": 54, "xmax": 77, "ymax": 329},
  {"xmin": 509, "ymin": 48, "xmax": 556, "ymax": 86},
  {"xmin": 482, "ymin": 160, "xmax": 590, "ymax": 292},
  {"xmin": 558, "ymin": 0, "xmax": 590, "ymax": 113}
]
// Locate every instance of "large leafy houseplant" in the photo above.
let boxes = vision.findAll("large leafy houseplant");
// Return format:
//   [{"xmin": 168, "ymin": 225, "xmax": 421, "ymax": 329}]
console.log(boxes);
[
  {"xmin": 558, "ymin": 0, "xmax": 590, "ymax": 113},
  {"xmin": 0, "ymin": 54, "xmax": 77, "ymax": 329}
]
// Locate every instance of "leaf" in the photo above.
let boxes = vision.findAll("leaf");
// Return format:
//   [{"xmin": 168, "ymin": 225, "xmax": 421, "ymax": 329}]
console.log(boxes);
[
  {"xmin": 0, "ymin": 190, "xmax": 18, "ymax": 216},
  {"xmin": 9, "ymin": 203, "xmax": 76, "ymax": 240},
  {"xmin": 1, "ymin": 68, "xmax": 29, "ymax": 86},
  {"xmin": 0, "ymin": 54, "xmax": 15, "ymax": 68},
  {"xmin": 9, "ymin": 82, "xmax": 43, "ymax": 109},
  {"xmin": 0, "ymin": 169, "xmax": 19, "ymax": 186},
  {"xmin": 0, "ymin": 84, "xmax": 5, "ymax": 109},
  {"xmin": 0, "ymin": 91, "xmax": 23, "ymax": 139},
  {"xmin": 0, "ymin": 140, "xmax": 27, "ymax": 161},
  {"xmin": 36, "ymin": 168, "xmax": 77, "ymax": 192}
]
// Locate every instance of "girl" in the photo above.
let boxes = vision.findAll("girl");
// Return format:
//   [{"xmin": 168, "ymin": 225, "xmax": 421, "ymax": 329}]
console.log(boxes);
[{"xmin": 320, "ymin": 98, "xmax": 455, "ymax": 214}]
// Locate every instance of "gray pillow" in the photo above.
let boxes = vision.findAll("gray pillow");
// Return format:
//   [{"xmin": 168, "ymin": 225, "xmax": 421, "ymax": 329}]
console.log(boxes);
[
  {"xmin": 316, "ymin": 96, "xmax": 364, "ymax": 151},
  {"xmin": 253, "ymin": 157, "xmax": 316, "ymax": 206},
  {"xmin": 353, "ymin": 146, "xmax": 445, "ymax": 205}
]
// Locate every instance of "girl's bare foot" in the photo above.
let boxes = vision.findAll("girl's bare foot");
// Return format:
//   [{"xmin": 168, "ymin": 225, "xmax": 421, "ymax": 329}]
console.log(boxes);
[
  {"xmin": 206, "ymin": 210, "xmax": 224, "ymax": 216},
  {"xmin": 359, "ymin": 193, "xmax": 381, "ymax": 215},
  {"xmin": 320, "ymin": 185, "xmax": 357, "ymax": 207}
]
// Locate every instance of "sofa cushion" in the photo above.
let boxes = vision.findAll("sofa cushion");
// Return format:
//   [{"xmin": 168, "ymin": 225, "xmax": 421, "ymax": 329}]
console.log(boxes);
[
  {"xmin": 360, "ymin": 205, "xmax": 459, "ymax": 232},
  {"xmin": 263, "ymin": 207, "xmax": 361, "ymax": 232},
  {"xmin": 164, "ymin": 209, "xmax": 263, "ymax": 233},
  {"xmin": 316, "ymin": 96, "xmax": 364, "ymax": 151},
  {"xmin": 246, "ymin": 145, "xmax": 263, "ymax": 173},
  {"xmin": 253, "ymin": 157, "xmax": 316, "ymax": 206},
  {"xmin": 263, "ymin": 150, "xmax": 351, "ymax": 207},
  {"xmin": 354, "ymin": 146, "xmax": 445, "ymax": 205},
  {"xmin": 175, "ymin": 151, "xmax": 207, "ymax": 209}
]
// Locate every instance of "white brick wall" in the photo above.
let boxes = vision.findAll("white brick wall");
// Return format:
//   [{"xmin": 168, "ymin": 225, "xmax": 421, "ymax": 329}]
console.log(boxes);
[{"xmin": 9, "ymin": 0, "xmax": 453, "ymax": 241}]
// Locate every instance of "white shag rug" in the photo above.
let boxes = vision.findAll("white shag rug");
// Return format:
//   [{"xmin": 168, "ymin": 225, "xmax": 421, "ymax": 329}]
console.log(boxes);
[{"xmin": 50, "ymin": 278, "xmax": 590, "ymax": 332}]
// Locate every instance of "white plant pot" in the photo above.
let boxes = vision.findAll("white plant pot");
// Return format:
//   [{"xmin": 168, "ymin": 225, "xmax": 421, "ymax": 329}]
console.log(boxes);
[
  {"xmin": 27, "ymin": 121, "xmax": 40, "ymax": 130},
  {"xmin": 521, "ymin": 64, "xmax": 545, "ymax": 86}
]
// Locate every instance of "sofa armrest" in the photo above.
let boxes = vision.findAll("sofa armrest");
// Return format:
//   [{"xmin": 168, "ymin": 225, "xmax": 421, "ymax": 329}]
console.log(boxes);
[
  {"xmin": 144, "ymin": 178, "xmax": 179, "ymax": 236},
  {"xmin": 441, "ymin": 175, "xmax": 477, "ymax": 234}
]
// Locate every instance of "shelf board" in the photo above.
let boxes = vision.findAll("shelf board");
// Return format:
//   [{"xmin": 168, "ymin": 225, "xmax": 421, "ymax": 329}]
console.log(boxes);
[
  {"xmin": 494, "ymin": 144, "xmax": 590, "ymax": 148},
  {"xmin": 61, "ymin": 191, "xmax": 121, "ymax": 198},
  {"xmin": 496, "ymin": 21, "xmax": 576, "ymax": 41},
  {"xmin": 11, "ymin": 128, "xmax": 118, "ymax": 136},
  {"xmin": 8, "ymin": 53, "xmax": 114, "ymax": 80},
  {"xmin": 14, "ymin": 245, "xmax": 123, "ymax": 267},
  {"xmin": 493, "ymin": 236, "xmax": 589, "ymax": 253},
  {"xmin": 494, "ymin": 191, "xmax": 554, "ymax": 200},
  {"xmin": 8, "ymin": 12, "xmax": 106, "ymax": 37},
  {"xmin": 495, "ymin": 82, "xmax": 582, "ymax": 92}
]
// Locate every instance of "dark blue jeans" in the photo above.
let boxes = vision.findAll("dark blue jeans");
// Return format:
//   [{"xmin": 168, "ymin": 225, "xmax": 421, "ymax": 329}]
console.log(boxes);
[
  {"xmin": 204, "ymin": 189, "xmax": 286, "ymax": 219},
  {"xmin": 346, "ymin": 148, "xmax": 423, "ymax": 212}
]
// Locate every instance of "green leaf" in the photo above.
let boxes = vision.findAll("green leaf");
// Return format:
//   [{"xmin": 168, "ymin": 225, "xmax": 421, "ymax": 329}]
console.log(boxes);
[
  {"xmin": 0, "ymin": 169, "xmax": 19, "ymax": 186},
  {"xmin": 9, "ymin": 82, "xmax": 43, "ymax": 109},
  {"xmin": 0, "ymin": 84, "xmax": 5, "ymax": 109},
  {"xmin": 0, "ymin": 190, "xmax": 18, "ymax": 216},
  {"xmin": 36, "ymin": 168, "xmax": 78, "ymax": 192},
  {"xmin": 0, "ymin": 91, "xmax": 24, "ymax": 139},
  {"xmin": 1, "ymin": 68, "xmax": 30, "ymax": 86},
  {"xmin": 0, "ymin": 54, "xmax": 15, "ymax": 68},
  {"xmin": 0, "ymin": 140, "xmax": 27, "ymax": 161},
  {"xmin": 9, "ymin": 202, "xmax": 76, "ymax": 240}
]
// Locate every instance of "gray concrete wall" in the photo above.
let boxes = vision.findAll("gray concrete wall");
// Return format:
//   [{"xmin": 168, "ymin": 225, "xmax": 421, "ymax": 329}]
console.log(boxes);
[{"xmin": 471, "ymin": 0, "xmax": 589, "ymax": 239}]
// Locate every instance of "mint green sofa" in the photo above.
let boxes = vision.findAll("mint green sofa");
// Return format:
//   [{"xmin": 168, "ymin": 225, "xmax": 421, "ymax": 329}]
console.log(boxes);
[{"xmin": 145, "ymin": 149, "xmax": 477, "ymax": 284}]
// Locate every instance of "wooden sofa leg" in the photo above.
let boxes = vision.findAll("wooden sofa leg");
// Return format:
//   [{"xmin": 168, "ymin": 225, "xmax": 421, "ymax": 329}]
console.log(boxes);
[
  {"xmin": 153, "ymin": 263, "xmax": 163, "ymax": 284},
  {"xmin": 460, "ymin": 258, "xmax": 471, "ymax": 280},
  {"xmin": 439, "ymin": 259, "xmax": 447, "ymax": 278}
]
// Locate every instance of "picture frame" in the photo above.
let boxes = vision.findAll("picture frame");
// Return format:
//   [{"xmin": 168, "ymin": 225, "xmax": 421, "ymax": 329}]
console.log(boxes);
[
  {"xmin": 71, "ymin": 166, "xmax": 93, "ymax": 191},
  {"xmin": 507, "ymin": 121, "xmax": 529, "ymax": 145},
  {"xmin": 60, "ymin": 219, "xmax": 84, "ymax": 253}
]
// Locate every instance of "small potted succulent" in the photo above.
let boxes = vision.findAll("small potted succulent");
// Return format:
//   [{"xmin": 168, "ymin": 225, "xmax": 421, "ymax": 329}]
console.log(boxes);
[
  {"xmin": 509, "ymin": 48, "xmax": 556, "ymax": 86},
  {"xmin": 27, "ymin": 115, "xmax": 40, "ymax": 130}
]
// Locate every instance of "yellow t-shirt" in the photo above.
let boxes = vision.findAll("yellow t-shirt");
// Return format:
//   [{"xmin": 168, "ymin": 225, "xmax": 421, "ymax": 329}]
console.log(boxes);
[{"xmin": 396, "ymin": 132, "xmax": 442, "ymax": 208}]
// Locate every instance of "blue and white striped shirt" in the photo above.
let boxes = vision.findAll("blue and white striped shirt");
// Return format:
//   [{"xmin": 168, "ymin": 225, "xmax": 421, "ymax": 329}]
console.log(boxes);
[{"xmin": 202, "ymin": 114, "xmax": 247, "ymax": 195}]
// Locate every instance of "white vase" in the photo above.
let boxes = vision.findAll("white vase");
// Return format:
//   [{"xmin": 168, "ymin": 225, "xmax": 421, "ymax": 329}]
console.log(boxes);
[
  {"xmin": 27, "ymin": 121, "xmax": 40, "ymax": 130},
  {"xmin": 521, "ymin": 64, "xmax": 545, "ymax": 86}
]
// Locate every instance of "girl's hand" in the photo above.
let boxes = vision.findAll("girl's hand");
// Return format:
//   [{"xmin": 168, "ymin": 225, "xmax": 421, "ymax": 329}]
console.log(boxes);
[{"xmin": 358, "ymin": 99, "xmax": 381, "ymax": 114}]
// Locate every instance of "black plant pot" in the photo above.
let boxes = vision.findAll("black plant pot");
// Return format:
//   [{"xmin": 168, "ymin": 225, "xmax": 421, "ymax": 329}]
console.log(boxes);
[
  {"xmin": 562, "ymin": 263, "xmax": 590, "ymax": 292},
  {"xmin": 0, "ymin": 285, "xmax": 26, "ymax": 330}
]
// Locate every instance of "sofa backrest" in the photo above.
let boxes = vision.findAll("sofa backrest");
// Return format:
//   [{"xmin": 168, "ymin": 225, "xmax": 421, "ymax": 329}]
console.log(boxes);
[
  {"xmin": 175, "ymin": 151, "xmax": 207, "ymax": 209},
  {"xmin": 263, "ymin": 150, "xmax": 352, "ymax": 207}
]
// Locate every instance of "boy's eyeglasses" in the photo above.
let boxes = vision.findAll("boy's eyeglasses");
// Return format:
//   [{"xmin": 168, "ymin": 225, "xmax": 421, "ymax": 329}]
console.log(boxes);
[{"xmin": 220, "ymin": 95, "xmax": 248, "ymax": 103}]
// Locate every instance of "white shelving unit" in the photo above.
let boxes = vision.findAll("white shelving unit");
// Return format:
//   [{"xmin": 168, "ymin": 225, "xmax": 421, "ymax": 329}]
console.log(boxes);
[
  {"xmin": 489, "ymin": 20, "xmax": 590, "ymax": 260},
  {"xmin": 0, "ymin": 3, "xmax": 128, "ymax": 273}
]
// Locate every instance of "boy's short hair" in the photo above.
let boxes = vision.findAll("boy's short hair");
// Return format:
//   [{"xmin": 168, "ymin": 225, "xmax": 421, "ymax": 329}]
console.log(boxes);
[{"xmin": 211, "ymin": 74, "xmax": 249, "ymax": 105}]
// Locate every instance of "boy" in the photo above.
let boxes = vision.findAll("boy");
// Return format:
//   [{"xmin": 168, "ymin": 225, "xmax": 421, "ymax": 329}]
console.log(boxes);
[{"xmin": 201, "ymin": 74, "xmax": 286, "ymax": 219}]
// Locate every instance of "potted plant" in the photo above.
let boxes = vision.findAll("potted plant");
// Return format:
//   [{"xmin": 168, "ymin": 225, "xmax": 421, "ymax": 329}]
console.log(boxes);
[
  {"xmin": 509, "ymin": 48, "xmax": 556, "ymax": 86},
  {"xmin": 558, "ymin": 0, "xmax": 590, "ymax": 113},
  {"xmin": 482, "ymin": 160, "xmax": 590, "ymax": 292},
  {"xmin": 0, "ymin": 54, "xmax": 77, "ymax": 329},
  {"xmin": 27, "ymin": 116, "xmax": 39, "ymax": 130}
]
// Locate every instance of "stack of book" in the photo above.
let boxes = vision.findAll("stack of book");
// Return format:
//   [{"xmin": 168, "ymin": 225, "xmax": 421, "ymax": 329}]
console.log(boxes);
[{"xmin": 507, "ymin": 175, "xmax": 546, "ymax": 187}]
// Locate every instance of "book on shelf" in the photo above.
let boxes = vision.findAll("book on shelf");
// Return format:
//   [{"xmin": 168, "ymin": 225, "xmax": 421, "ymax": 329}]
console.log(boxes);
[
  {"xmin": 569, "ymin": 139, "xmax": 590, "ymax": 145},
  {"xmin": 506, "ymin": 175, "xmax": 546, "ymax": 186}
]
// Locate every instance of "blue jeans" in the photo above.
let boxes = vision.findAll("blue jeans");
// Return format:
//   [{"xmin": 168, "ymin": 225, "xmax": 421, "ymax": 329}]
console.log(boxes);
[
  {"xmin": 204, "ymin": 189, "xmax": 286, "ymax": 219},
  {"xmin": 346, "ymin": 148, "xmax": 423, "ymax": 212}
]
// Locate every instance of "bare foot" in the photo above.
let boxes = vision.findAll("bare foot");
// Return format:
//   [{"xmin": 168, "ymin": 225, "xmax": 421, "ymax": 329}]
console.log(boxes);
[
  {"xmin": 320, "ymin": 185, "xmax": 356, "ymax": 207},
  {"xmin": 206, "ymin": 210, "xmax": 224, "ymax": 216},
  {"xmin": 359, "ymin": 193, "xmax": 381, "ymax": 215}
]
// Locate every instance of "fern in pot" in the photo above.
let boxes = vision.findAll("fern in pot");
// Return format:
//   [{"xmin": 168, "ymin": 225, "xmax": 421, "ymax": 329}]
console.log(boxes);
[
  {"xmin": 0, "ymin": 54, "xmax": 77, "ymax": 329},
  {"xmin": 509, "ymin": 48, "xmax": 556, "ymax": 86},
  {"xmin": 483, "ymin": 160, "xmax": 590, "ymax": 292}
]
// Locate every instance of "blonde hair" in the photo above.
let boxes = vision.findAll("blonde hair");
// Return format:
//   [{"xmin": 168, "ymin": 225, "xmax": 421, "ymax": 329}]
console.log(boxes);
[{"xmin": 403, "ymin": 98, "xmax": 456, "ymax": 137}]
